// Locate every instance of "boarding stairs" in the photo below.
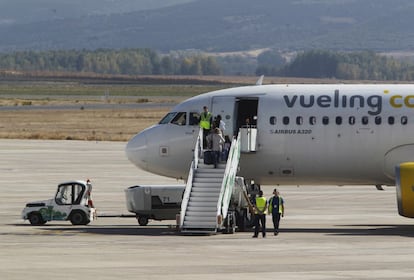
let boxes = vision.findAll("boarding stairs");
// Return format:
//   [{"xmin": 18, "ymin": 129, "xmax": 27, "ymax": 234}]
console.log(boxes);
[{"xmin": 180, "ymin": 130, "xmax": 241, "ymax": 234}]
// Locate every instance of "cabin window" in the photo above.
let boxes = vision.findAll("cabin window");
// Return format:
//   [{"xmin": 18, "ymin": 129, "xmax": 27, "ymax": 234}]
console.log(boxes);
[
  {"xmin": 375, "ymin": 116, "xmax": 382, "ymax": 125},
  {"xmin": 55, "ymin": 183, "xmax": 85, "ymax": 205},
  {"xmin": 388, "ymin": 116, "xmax": 395, "ymax": 125},
  {"xmin": 349, "ymin": 116, "xmax": 355, "ymax": 125},
  {"xmin": 159, "ymin": 112, "xmax": 176, "ymax": 124},
  {"xmin": 283, "ymin": 116, "xmax": 290, "ymax": 125},
  {"xmin": 269, "ymin": 116, "xmax": 276, "ymax": 125},
  {"xmin": 309, "ymin": 116, "xmax": 316, "ymax": 125},
  {"xmin": 362, "ymin": 116, "xmax": 369, "ymax": 125},
  {"xmin": 335, "ymin": 116, "xmax": 342, "ymax": 125},
  {"xmin": 401, "ymin": 116, "xmax": 408, "ymax": 125},
  {"xmin": 189, "ymin": 112, "xmax": 200, "ymax": 126},
  {"xmin": 171, "ymin": 112, "xmax": 186, "ymax": 126},
  {"xmin": 322, "ymin": 116, "xmax": 329, "ymax": 125},
  {"xmin": 296, "ymin": 116, "xmax": 303, "ymax": 125}
]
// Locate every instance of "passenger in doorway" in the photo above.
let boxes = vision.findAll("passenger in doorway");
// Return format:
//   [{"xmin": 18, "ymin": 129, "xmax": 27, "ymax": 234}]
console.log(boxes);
[
  {"xmin": 253, "ymin": 190, "xmax": 267, "ymax": 238},
  {"xmin": 244, "ymin": 117, "xmax": 251, "ymax": 128},
  {"xmin": 199, "ymin": 106, "xmax": 213, "ymax": 148},
  {"xmin": 206, "ymin": 128, "xmax": 225, "ymax": 168},
  {"xmin": 268, "ymin": 188, "xmax": 285, "ymax": 236}
]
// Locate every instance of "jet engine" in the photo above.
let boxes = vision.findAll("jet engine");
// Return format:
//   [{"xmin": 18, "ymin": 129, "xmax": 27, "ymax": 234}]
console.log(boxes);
[{"xmin": 396, "ymin": 162, "xmax": 414, "ymax": 218}]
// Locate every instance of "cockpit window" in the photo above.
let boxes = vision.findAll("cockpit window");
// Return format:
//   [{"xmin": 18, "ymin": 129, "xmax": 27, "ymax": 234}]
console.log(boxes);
[
  {"xmin": 171, "ymin": 112, "xmax": 187, "ymax": 126},
  {"xmin": 159, "ymin": 112, "xmax": 177, "ymax": 124},
  {"xmin": 189, "ymin": 112, "xmax": 200, "ymax": 126}
]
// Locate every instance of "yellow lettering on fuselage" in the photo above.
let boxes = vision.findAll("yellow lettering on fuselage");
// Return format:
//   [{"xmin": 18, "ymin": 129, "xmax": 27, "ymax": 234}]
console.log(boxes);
[
  {"xmin": 390, "ymin": 95, "xmax": 403, "ymax": 108},
  {"xmin": 404, "ymin": 95, "xmax": 414, "ymax": 108},
  {"xmin": 389, "ymin": 95, "xmax": 414, "ymax": 108}
]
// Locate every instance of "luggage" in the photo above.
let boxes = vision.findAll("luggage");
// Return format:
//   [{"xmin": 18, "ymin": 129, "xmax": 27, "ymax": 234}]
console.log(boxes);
[{"xmin": 203, "ymin": 150, "xmax": 214, "ymax": 165}]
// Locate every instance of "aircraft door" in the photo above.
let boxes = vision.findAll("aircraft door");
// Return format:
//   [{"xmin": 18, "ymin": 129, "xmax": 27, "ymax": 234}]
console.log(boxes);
[
  {"xmin": 236, "ymin": 98, "xmax": 259, "ymax": 152},
  {"xmin": 211, "ymin": 96, "xmax": 236, "ymax": 138}
]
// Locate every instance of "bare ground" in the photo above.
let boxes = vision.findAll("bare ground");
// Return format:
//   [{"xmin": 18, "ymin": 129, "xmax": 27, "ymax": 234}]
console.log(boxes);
[{"xmin": 0, "ymin": 107, "xmax": 169, "ymax": 141}]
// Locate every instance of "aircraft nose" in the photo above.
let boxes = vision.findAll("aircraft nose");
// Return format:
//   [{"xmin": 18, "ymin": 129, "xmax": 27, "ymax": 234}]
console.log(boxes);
[{"xmin": 125, "ymin": 132, "xmax": 148, "ymax": 170}]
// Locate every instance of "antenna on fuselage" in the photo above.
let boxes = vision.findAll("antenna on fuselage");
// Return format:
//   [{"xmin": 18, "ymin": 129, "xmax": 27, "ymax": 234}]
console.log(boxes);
[{"xmin": 255, "ymin": 75, "xmax": 264, "ymax": 86}]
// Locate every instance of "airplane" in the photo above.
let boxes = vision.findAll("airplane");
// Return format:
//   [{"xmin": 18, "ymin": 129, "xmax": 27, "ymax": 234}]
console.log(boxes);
[{"xmin": 125, "ymin": 82, "xmax": 414, "ymax": 220}]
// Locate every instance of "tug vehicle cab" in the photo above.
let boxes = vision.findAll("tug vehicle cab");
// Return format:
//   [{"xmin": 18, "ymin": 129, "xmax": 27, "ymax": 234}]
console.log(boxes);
[{"xmin": 22, "ymin": 180, "xmax": 96, "ymax": 226}]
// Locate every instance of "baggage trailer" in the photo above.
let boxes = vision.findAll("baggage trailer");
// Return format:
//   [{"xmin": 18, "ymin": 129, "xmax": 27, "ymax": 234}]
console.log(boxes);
[{"xmin": 125, "ymin": 185, "xmax": 185, "ymax": 226}]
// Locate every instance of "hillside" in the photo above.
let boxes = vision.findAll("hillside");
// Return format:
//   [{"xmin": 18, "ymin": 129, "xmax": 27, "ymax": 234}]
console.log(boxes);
[
  {"xmin": 1, "ymin": 0, "xmax": 414, "ymax": 52},
  {"xmin": 0, "ymin": 0, "xmax": 193, "ymax": 25}
]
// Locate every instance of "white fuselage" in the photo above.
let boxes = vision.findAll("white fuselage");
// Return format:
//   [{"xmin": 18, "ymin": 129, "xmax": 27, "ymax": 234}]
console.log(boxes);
[{"xmin": 126, "ymin": 84, "xmax": 414, "ymax": 185}]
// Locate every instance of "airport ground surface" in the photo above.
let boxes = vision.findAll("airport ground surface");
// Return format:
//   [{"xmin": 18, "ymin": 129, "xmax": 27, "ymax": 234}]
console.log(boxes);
[{"xmin": 2, "ymin": 139, "xmax": 414, "ymax": 280}]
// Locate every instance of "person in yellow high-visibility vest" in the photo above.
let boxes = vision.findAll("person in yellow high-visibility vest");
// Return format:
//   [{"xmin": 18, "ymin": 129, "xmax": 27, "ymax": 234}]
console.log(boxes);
[
  {"xmin": 268, "ymin": 188, "xmax": 285, "ymax": 236},
  {"xmin": 253, "ymin": 190, "xmax": 267, "ymax": 238},
  {"xmin": 199, "ymin": 106, "xmax": 212, "ymax": 148}
]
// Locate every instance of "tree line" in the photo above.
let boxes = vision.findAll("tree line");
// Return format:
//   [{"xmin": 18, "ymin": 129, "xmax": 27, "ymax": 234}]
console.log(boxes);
[
  {"xmin": 1, "ymin": 48, "xmax": 414, "ymax": 80},
  {"xmin": 0, "ymin": 49, "xmax": 222, "ymax": 76},
  {"xmin": 256, "ymin": 50, "xmax": 414, "ymax": 81}
]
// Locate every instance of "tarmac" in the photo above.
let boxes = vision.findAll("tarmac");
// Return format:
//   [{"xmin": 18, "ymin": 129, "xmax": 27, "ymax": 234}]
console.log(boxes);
[{"xmin": 2, "ymin": 139, "xmax": 414, "ymax": 280}]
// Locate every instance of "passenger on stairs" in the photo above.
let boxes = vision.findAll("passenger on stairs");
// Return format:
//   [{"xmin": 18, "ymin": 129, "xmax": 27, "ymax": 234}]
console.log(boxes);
[
  {"xmin": 221, "ymin": 135, "xmax": 231, "ymax": 161},
  {"xmin": 206, "ymin": 128, "xmax": 225, "ymax": 168},
  {"xmin": 214, "ymin": 114, "xmax": 226, "ymax": 135}
]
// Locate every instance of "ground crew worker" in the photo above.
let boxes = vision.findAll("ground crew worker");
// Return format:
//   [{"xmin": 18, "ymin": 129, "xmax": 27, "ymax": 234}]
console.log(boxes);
[
  {"xmin": 268, "ymin": 188, "xmax": 284, "ymax": 235},
  {"xmin": 199, "ymin": 106, "xmax": 212, "ymax": 148},
  {"xmin": 253, "ymin": 190, "xmax": 267, "ymax": 238}
]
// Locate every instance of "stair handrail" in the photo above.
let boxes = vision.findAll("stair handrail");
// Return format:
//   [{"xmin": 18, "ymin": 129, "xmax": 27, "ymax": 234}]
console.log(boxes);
[
  {"xmin": 216, "ymin": 131, "xmax": 241, "ymax": 226},
  {"xmin": 179, "ymin": 128, "xmax": 203, "ymax": 228}
]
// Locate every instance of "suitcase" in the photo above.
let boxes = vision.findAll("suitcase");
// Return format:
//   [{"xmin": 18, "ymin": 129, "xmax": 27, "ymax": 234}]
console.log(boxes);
[{"xmin": 203, "ymin": 150, "xmax": 214, "ymax": 165}]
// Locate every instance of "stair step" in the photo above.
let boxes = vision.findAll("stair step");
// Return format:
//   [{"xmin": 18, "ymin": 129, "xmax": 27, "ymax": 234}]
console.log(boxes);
[
  {"xmin": 191, "ymin": 189, "xmax": 220, "ymax": 195},
  {"xmin": 183, "ymin": 221, "xmax": 217, "ymax": 227},
  {"xmin": 196, "ymin": 169, "xmax": 226, "ymax": 175},
  {"xmin": 189, "ymin": 194, "xmax": 219, "ymax": 200},
  {"xmin": 189, "ymin": 196, "xmax": 218, "ymax": 202},
  {"xmin": 197, "ymin": 163, "xmax": 226, "ymax": 169},
  {"xmin": 195, "ymin": 173, "xmax": 225, "ymax": 179},
  {"xmin": 188, "ymin": 201, "xmax": 217, "ymax": 207},
  {"xmin": 185, "ymin": 211, "xmax": 217, "ymax": 217},
  {"xmin": 184, "ymin": 216, "xmax": 216, "ymax": 222},
  {"xmin": 194, "ymin": 175, "xmax": 224, "ymax": 181},
  {"xmin": 193, "ymin": 177, "xmax": 223, "ymax": 183},
  {"xmin": 181, "ymin": 229, "xmax": 217, "ymax": 234},
  {"xmin": 190, "ymin": 195, "xmax": 219, "ymax": 200},
  {"xmin": 192, "ymin": 182, "xmax": 221, "ymax": 188},
  {"xmin": 191, "ymin": 185, "xmax": 221, "ymax": 193},
  {"xmin": 197, "ymin": 164, "xmax": 226, "ymax": 169},
  {"xmin": 192, "ymin": 183, "xmax": 221, "ymax": 189},
  {"xmin": 187, "ymin": 206, "xmax": 216, "ymax": 212}
]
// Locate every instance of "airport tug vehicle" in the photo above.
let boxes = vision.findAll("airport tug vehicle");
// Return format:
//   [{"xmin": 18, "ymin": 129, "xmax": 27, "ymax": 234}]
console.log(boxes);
[{"xmin": 22, "ymin": 180, "xmax": 96, "ymax": 226}]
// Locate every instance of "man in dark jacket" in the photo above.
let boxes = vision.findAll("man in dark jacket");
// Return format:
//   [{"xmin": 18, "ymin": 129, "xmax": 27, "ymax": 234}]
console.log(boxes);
[{"xmin": 268, "ymin": 188, "xmax": 285, "ymax": 235}]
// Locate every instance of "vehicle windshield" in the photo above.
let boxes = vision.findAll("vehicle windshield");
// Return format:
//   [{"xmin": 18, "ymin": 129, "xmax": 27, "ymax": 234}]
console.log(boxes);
[{"xmin": 55, "ymin": 183, "xmax": 85, "ymax": 205}]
